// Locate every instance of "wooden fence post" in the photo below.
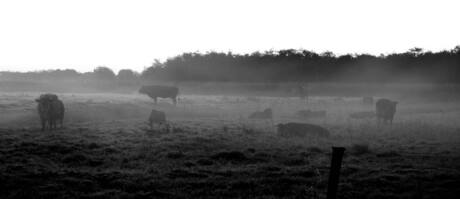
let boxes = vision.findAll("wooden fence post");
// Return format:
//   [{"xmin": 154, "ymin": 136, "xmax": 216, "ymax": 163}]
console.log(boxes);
[{"xmin": 327, "ymin": 147, "xmax": 346, "ymax": 199}]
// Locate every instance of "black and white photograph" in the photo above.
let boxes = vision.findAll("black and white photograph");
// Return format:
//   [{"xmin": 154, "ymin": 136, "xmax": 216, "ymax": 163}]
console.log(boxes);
[{"xmin": 1, "ymin": 0, "xmax": 459, "ymax": 198}]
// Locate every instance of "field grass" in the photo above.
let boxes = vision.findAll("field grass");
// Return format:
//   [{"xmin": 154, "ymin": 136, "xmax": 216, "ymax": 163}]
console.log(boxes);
[{"xmin": 1, "ymin": 92, "xmax": 460, "ymax": 198}]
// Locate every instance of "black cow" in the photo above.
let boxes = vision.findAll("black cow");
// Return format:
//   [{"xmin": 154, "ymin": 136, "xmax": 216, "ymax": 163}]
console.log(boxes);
[
  {"xmin": 139, "ymin": 85, "xmax": 179, "ymax": 105},
  {"xmin": 148, "ymin": 109, "xmax": 168, "ymax": 130},
  {"xmin": 35, "ymin": 94, "xmax": 65, "ymax": 131},
  {"xmin": 277, "ymin": 122, "xmax": 329, "ymax": 138},
  {"xmin": 376, "ymin": 98, "xmax": 398, "ymax": 125}
]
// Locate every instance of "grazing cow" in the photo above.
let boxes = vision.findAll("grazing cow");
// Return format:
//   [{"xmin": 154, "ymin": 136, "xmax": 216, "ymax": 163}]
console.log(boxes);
[
  {"xmin": 139, "ymin": 85, "xmax": 179, "ymax": 105},
  {"xmin": 376, "ymin": 98, "xmax": 398, "ymax": 125},
  {"xmin": 363, "ymin": 96, "xmax": 374, "ymax": 105},
  {"xmin": 296, "ymin": 110, "xmax": 326, "ymax": 118},
  {"xmin": 35, "ymin": 94, "xmax": 65, "ymax": 131},
  {"xmin": 249, "ymin": 108, "xmax": 273, "ymax": 120},
  {"xmin": 148, "ymin": 109, "xmax": 168, "ymax": 130},
  {"xmin": 277, "ymin": 122, "xmax": 329, "ymax": 138},
  {"xmin": 349, "ymin": 111, "xmax": 375, "ymax": 119}
]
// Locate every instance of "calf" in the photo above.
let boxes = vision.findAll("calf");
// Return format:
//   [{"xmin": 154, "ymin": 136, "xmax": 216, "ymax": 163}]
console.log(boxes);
[{"xmin": 148, "ymin": 109, "xmax": 167, "ymax": 130}]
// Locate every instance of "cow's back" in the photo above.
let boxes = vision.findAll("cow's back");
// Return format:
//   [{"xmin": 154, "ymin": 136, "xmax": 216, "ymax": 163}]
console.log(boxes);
[{"xmin": 141, "ymin": 85, "xmax": 178, "ymax": 98}]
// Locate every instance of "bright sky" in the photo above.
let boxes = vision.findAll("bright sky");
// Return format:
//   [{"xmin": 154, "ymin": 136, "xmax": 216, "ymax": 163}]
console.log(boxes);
[{"xmin": 0, "ymin": 0, "xmax": 459, "ymax": 73}]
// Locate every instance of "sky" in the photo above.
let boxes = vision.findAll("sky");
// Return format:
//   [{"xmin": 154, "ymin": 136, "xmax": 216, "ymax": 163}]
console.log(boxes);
[{"xmin": 0, "ymin": 0, "xmax": 459, "ymax": 73}]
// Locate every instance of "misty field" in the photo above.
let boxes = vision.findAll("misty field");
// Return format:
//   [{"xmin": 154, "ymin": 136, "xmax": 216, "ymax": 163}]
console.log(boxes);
[{"xmin": 1, "ymin": 91, "xmax": 460, "ymax": 199}]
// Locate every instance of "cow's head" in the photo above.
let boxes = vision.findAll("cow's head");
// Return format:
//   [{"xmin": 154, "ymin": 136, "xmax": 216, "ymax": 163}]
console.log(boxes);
[{"xmin": 35, "ymin": 97, "xmax": 53, "ymax": 112}]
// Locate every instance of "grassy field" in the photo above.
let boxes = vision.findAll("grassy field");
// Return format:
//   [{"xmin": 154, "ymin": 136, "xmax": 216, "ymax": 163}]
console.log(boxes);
[{"xmin": 1, "ymin": 92, "xmax": 460, "ymax": 198}]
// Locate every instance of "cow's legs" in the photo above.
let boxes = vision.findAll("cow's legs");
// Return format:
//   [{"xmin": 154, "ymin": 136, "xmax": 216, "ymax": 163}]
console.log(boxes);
[
  {"xmin": 50, "ymin": 120, "xmax": 55, "ymax": 130},
  {"xmin": 165, "ymin": 123, "xmax": 171, "ymax": 133},
  {"xmin": 41, "ymin": 119, "xmax": 46, "ymax": 131}
]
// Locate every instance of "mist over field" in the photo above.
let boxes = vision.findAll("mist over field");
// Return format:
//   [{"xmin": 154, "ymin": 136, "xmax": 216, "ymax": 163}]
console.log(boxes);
[
  {"xmin": 1, "ymin": 47, "xmax": 460, "ymax": 199},
  {"xmin": 2, "ymin": 0, "xmax": 460, "ymax": 196}
]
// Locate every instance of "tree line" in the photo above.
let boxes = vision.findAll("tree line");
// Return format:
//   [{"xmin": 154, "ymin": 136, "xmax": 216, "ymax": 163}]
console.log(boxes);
[{"xmin": 1, "ymin": 46, "xmax": 459, "ymax": 84}]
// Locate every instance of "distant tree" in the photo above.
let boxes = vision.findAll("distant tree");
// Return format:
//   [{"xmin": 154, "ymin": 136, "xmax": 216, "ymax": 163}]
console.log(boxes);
[
  {"xmin": 117, "ymin": 69, "xmax": 139, "ymax": 85},
  {"xmin": 408, "ymin": 47, "xmax": 424, "ymax": 56},
  {"xmin": 141, "ymin": 59, "xmax": 164, "ymax": 80},
  {"xmin": 93, "ymin": 66, "xmax": 115, "ymax": 81}
]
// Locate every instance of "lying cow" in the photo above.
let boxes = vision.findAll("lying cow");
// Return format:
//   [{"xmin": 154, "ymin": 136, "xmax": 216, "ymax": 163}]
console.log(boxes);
[
  {"xmin": 148, "ymin": 109, "xmax": 169, "ymax": 131},
  {"xmin": 376, "ymin": 98, "xmax": 398, "ymax": 125},
  {"xmin": 277, "ymin": 122, "xmax": 329, "ymax": 138},
  {"xmin": 296, "ymin": 110, "xmax": 326, "ymax": 118},
  {"xmin": 139, "ymin": 85, "xmax": 179, "ymax": 105},
  {"xmin": 35, "ymin": 93, "xmax": 65, "ymax": 131},
  {"xmin": 249, "ymin": 108, "xmax": 273, "ymax": 120},
  {"xmin": 349, "ymin": 111, "xmax": 375, "ymax": 119}
]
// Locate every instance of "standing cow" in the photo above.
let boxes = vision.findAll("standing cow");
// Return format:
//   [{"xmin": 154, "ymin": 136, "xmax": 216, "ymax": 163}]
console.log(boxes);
[
  {"xmin": 139, "ymin": 85, "xmax": 179, "ymax": 105},
  {"xmin": 35, "ymin": 94, "xmax": 65, "ymax": 131},
  {"xmin": 376, "ymin": 98, "xmax": 398, "ymax": 125}
]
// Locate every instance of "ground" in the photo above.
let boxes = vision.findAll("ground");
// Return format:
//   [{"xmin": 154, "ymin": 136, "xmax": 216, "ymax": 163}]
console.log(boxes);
[{"xmin": 1, "ymin": 92, "xmax": 460, "ymax": 199}]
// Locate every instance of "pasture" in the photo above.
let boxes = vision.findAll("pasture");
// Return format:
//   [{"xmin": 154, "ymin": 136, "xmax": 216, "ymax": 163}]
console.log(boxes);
[{"xmin": 1, "ymin": 91, "xmax": 460, "ymax": 198}]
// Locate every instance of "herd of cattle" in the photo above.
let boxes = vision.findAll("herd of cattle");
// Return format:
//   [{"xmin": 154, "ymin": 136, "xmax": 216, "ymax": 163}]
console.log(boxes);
[{"xmin": 33, "ymin": 85, "xmax": 398, "ymax": 138}]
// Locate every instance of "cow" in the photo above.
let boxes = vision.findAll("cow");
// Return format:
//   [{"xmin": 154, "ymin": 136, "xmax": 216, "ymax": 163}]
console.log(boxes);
[
  {"xmin": 139, "ymin": 85, "xmax": 179, "ymax": 105},
  {"xmin": 363, "ymin": 96, "xmax": 374, "ymax": 105},
  {"xmin": 296, "ymin": 110, "xmax": 326, "ymax": 118},
  {"xmin": 349, "ymin": 111, "xmax": 375, "ymax": 119},
  {"xmin": 148, "ymin": 109, "xmax": 168, "ymax": 131},
  {"xmin": 35, "ymin": 94, "xmax": 65, "ymax": 131},
  {"xmin": 249, "ymin": 108, "xmax": 273, "ymax": 120},
  {"xmin": 276, "ymin": 122, "xmax": 329, "ymax": 138},
  {"xmin": 376, "ymin": 98, "xmax": 398, "ymax": 125}
]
